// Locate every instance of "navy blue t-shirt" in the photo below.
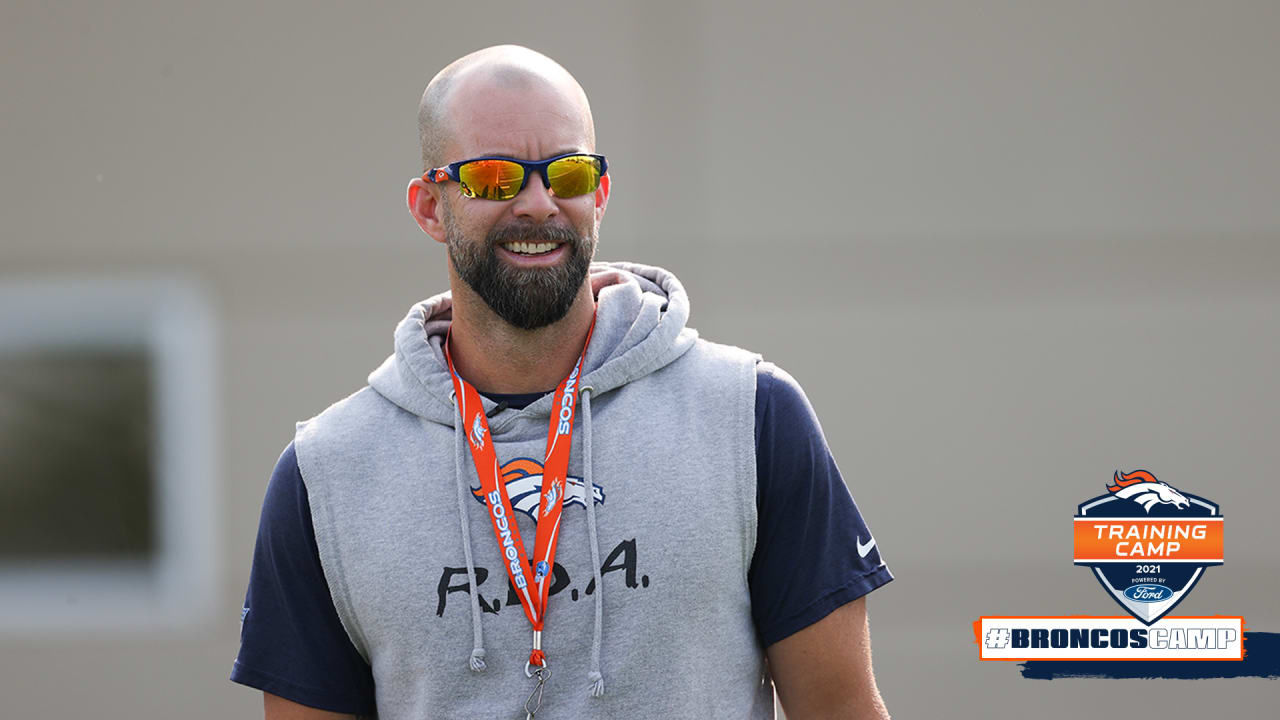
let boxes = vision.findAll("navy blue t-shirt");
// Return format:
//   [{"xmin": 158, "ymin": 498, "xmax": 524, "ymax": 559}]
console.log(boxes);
[{"xmin": 231, "ymin": 362, "xmax": 892, "ymax": 713}]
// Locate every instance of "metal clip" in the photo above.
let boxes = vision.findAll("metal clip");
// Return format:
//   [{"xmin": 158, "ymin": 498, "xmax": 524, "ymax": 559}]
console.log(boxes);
[{"xmin": 524, "ymin": 666, "xmax": 550, "ymax": 719}]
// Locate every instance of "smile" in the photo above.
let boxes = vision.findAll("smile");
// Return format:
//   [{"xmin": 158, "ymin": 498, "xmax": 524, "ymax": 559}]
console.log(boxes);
[{"xmin": 502, "ymin": 242, "xmax": 561, "ymax": 255}]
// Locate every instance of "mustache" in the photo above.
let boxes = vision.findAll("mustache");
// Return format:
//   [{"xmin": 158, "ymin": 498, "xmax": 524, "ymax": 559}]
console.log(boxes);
[{"xmin": 487, "ymin": 222, "xmax": 582, "ymax": 248}]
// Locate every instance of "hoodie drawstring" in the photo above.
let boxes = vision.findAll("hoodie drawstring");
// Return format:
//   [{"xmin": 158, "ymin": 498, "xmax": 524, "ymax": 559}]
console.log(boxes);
[
  {"xmin": 580, "ymin": 387, "xmax": 606, "ymax": 697},
  {"xmin": 447, "ymin": 408, "xmax": 487, "ymax": 672}
]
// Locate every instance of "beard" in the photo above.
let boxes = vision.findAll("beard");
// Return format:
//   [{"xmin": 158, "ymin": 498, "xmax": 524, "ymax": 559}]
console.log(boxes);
[{"xmin": 443, "ymin": 202, "xmax": 595, "ymax": 331}]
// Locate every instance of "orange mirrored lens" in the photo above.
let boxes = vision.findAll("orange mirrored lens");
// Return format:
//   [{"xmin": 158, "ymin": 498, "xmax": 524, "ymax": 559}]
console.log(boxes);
[
  {"xmin": 457, "ymin": 160, "xmax": 525, "ymax": 200},
  {"xmin": 546, "ymin": 156, "xmax": 601, "ymax": 198}
]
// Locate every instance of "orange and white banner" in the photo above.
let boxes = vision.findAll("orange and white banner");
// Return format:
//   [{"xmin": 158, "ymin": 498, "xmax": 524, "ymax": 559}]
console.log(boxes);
[{"xmin": 1072, "ymin": 517, "xmax": 1223, "ymax": 563}]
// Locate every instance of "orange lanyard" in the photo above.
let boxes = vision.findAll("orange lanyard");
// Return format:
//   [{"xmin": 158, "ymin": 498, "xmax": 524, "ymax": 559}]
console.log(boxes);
[{"xmin": 444, "ymin": 316, "xmax": 595, "ymax": 673}]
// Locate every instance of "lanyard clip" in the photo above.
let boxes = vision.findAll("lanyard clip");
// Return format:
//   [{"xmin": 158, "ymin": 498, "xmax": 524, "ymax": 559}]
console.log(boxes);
[
  {"xmin": 525, "ymin": 630, "xmax": 545, "ymax": 678},
  {"xmin": 524, "ymin": 665, "xmax": 551, "ymax": 719}
]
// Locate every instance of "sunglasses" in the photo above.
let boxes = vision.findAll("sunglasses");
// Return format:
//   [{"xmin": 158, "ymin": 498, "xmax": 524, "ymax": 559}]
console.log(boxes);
[{"xmin": 424, "ymin": 152, "xmax": 607, "ymax": 201}]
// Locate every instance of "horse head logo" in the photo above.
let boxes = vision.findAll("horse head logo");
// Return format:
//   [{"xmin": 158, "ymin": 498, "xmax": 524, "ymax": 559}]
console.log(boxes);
[
  {"xmin": 472, "ymin": 458, "xmax": 605, "ymax": 521},
  {"xmin": 469, "ymin": 414, "xmax": 487, "ymax": 450},
  {"xmin": 1107, "ymin": 469, "xmax": 1190, "ymax": 513},
  {"xmin": 542, "ymin": 479, "xmax": 562, "ymax": 518}
]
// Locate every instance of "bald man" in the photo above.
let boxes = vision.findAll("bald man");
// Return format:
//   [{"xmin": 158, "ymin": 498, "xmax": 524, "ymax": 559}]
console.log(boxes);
[{"xmin": 232, "ymin": 46, "xmax": 893, "ymax": 719}]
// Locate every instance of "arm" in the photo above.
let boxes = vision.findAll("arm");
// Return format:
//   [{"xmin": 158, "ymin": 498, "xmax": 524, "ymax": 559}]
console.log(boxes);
[
  {"xmin": 766, "ymin": 596, "xmax": 890, "ymax": 720},
  {"xmin": 751, "ymin": 364, "xmax": 894, "ymax": 717},
  {"xmin": 231, "ymin": 443, "xmax": 377, "ymax": 716},
  {"xmin": 265, "ymin": 693, "xmax": 364, "ymax": 720}
]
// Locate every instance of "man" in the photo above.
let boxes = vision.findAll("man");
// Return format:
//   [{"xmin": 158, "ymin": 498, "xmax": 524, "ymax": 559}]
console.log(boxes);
[{"xmin": 232, "ymin": 45, "xmax": 892, "ymax": 719}]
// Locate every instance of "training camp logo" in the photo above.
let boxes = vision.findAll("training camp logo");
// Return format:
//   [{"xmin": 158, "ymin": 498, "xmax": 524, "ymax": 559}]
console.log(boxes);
[
  {"xmin": 472, "ymin": 457, "xmax": 605, "ymax": 521},
  {"xmin": 1073, "ymin": 470, "xmax": 1223, "ymax": 625},
  {"xmin": 975, "ymin": 469, "xmax": 1242, "ymax": 662}
]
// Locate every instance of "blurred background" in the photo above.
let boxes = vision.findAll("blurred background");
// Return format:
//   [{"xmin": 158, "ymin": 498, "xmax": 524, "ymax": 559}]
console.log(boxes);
[{"xmin": 2, "ymin": 1, "xmax": 1278, "ymax": 717}]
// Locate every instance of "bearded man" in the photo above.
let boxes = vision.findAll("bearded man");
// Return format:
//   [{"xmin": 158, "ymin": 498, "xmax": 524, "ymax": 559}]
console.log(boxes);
[{"xmin": 232, "ymin": 45, "xmax": 893, "ymax": 720}]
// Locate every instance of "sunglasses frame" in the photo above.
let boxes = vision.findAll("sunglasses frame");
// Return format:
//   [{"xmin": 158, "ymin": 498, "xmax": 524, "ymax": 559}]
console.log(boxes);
[{"xmin": 423, "ymin": 152, "xmax": 608, "ymax": 200}]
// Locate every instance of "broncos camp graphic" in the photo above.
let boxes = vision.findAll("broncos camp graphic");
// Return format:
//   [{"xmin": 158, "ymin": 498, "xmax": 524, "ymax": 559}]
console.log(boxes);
[
  {"xmin": 472, "ymin": 457, "xmax": 605, "ymax": 521},
  {"xmin": 977, "ymin": 469, "xmax": 1243, "ymax": 663},
  {"xmin": 1074, "ymin": 470, "xmax": 1223, "ymax": 625}
]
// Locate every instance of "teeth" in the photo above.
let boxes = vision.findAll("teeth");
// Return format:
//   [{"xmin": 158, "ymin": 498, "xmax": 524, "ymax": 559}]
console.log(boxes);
[{"xmin": 502, "ymin": 242, "xmax": 558, "ymax": 255}]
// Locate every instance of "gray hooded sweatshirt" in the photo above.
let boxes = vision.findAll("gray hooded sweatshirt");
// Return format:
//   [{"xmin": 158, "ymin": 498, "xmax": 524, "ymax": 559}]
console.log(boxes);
[{"xmin": 294, "ymin": 261, "xmax": 773, "ymax": 719}]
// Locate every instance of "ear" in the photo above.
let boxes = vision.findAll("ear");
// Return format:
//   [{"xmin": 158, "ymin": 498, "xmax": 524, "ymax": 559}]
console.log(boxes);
[
  {"xmin": 407, "ymin": 176, "xmax": 448, "ymax": 244},
  {"xmin": 593, "ymin": 172, "xmax": 611, "ymax": 230}
]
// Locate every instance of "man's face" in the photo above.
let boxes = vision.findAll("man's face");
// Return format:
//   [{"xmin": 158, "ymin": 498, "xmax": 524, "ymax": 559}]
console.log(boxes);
[
  {"xmin": 437, "ymin": 80, "xmax": 604, "ymax": 330},
  {"xmin": 440, "ymin": 191, "xmax": 594, "ymax": 330}
]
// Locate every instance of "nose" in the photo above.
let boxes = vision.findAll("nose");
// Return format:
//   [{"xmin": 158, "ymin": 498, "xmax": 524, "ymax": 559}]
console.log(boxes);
[{"xmin": 510, "ymin": 171, "xmax": 559, "ymax": 223}]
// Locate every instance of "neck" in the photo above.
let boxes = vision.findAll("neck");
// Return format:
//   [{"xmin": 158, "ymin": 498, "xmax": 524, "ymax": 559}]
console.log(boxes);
[{"xmin": 447, "ymin": 280, "xmax": 596, "ymax": 395}]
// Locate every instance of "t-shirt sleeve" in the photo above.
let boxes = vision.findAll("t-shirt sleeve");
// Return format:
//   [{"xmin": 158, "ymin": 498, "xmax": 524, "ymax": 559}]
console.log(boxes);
[
  {"xmin": 749, "ymin": 362, "xmax": 894, "ymax": 648},
  {"xmin": 230, "ymin": 442, "xmax": 377, "ymax": 715}
]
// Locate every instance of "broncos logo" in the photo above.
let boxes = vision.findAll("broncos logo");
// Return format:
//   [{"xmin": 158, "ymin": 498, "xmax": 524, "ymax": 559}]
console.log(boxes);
[
  {"xmin": 543, "ymin": 479, "xmax": 562, "ymax": 518},
  {"xmin": 469, "ymin": 414, "xmax": 487, "ymax": 450},
  {"xmin": 1107, "ymin": 469, "xmax": 1190, "ymax": 513},
  {"xmin": 472, "ymin": 458, "xmax": 605, "ymax": 521}
]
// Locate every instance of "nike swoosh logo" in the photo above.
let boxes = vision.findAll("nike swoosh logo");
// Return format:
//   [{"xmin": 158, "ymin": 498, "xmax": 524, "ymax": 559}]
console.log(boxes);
[{"xmin": 857, "ymin": 535, "xmax": 876, "ymax": 558}]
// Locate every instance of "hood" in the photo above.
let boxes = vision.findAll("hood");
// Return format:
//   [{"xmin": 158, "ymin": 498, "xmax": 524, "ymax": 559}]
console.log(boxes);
[{"xmin": 367, "ymin": 261, "xmax": 699, "ymax": 428}]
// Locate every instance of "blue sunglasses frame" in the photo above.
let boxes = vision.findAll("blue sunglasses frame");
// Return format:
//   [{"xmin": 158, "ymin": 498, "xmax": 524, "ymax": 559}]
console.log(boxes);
[{"xmin": 423, "ymin": 152, "xmax": 608, "ymax": 199}]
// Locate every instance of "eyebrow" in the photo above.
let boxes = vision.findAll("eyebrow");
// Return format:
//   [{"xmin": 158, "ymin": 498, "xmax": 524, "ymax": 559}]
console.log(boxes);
[{"xmin": 473, "ymin": 149, "xmax": 585, "ymax": 161}]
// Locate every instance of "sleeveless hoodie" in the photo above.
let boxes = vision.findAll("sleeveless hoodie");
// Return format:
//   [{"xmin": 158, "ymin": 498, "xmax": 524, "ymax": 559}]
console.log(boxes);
[{"xmin": 294, "ymin": 261, "xmax": 772, "ymax": 719}]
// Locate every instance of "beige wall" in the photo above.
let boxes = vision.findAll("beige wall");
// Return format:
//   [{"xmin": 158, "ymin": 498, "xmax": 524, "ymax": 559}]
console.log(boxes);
[{"xmin": 3, "ymin": 2, "xmax": 1278, "ymax": 717}]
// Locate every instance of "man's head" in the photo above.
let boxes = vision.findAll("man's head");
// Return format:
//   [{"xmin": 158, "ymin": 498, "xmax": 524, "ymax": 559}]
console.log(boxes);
[{"xmin": 407, "ymin": 46, "xmax": 609, "ymax": 330}]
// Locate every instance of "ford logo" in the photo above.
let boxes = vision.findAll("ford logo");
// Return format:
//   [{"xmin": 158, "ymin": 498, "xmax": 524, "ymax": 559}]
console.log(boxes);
[{"xmin": 1124, "ymin": 584, "xmax": 1172, "ymax": 603}]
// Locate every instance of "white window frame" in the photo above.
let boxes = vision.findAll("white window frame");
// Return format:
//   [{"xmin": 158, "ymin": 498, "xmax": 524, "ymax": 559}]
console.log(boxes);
[{"xmin": 0, "ymin": 277, "xmax": 218, "ymax": 633}]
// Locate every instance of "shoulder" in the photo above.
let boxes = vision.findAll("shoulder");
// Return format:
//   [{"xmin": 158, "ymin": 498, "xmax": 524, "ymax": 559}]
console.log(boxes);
[
  {"xmin": 755, "ymin": 360, "xmax": 804, "ymax": 406},
  {"xmin": 689, "ymin": 336, "xmax": 763, "ymax": 365},
  {"xmin": 630, "ymin": 336, "xmax": 760, "ymax": 398},
  {"xmin": 296, "ymin": 385, "xmax": 395, "ymax": 441},
  {"xmin": 293, "ymin": 385, "xmax": 408, "ymax": 470},
  {"xmin": 662, "ymin": 336, "xmax": 762, "ymax": 379},
  {"xmin": 754, "ymin": 360, "xmax": 827, "ymax": 444},
  {"xmin": 255, "ymin": 441, "xmax": 314, "ymax": 547}
]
